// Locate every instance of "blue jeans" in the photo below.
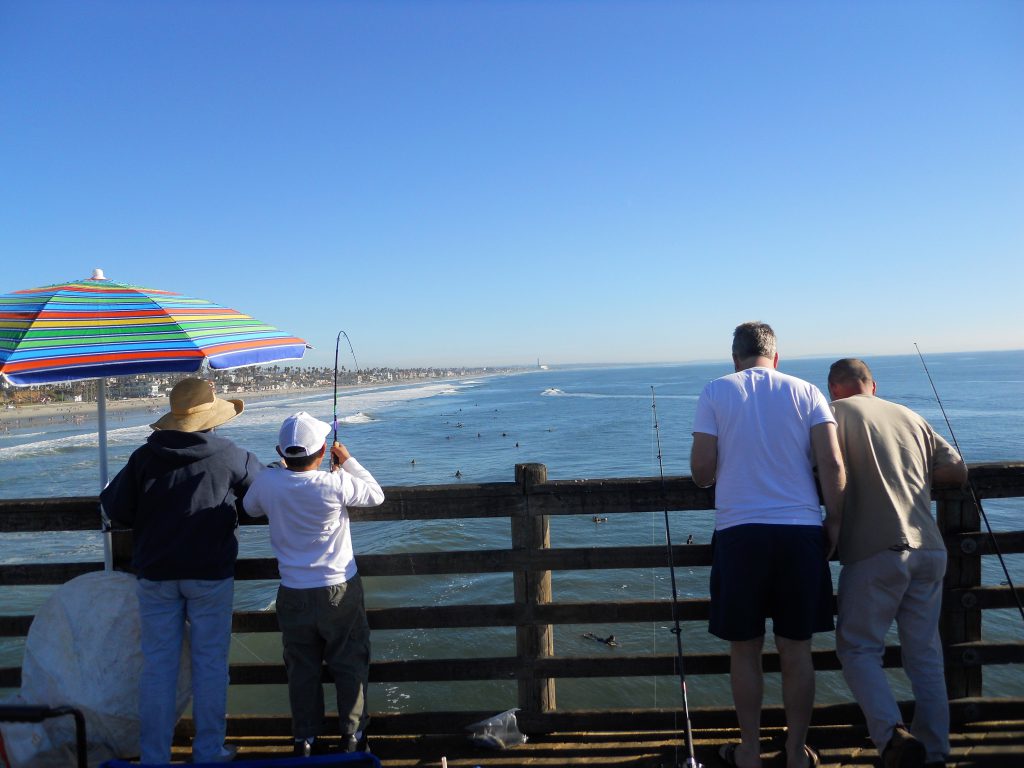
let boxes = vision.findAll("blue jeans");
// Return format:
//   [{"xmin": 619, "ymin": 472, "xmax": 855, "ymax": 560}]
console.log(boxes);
[
  {"xmin": 136, "ymin": 577, "xmax": 234, "ymax": 764},
  {"xmin": 837, "ymin": 548, "xmax": 949, "ymax": 763}
]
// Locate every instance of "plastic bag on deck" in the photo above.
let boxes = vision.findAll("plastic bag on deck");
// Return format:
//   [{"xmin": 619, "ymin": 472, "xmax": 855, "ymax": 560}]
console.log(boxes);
[{"xmin": 465, "ymin": 708, "xmax": 527, "ymax": 749}]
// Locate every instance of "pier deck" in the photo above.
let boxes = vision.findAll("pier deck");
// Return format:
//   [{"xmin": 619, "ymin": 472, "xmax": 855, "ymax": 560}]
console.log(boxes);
[{"xmin": 170, "ymin": 717, "xmax": 1024, "ymax": 766}]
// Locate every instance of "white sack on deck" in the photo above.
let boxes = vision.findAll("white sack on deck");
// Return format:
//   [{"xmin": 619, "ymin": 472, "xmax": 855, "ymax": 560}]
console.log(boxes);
[{"xmin": 0, "ymin": 571, "xmax": 191, "ymax": 767}]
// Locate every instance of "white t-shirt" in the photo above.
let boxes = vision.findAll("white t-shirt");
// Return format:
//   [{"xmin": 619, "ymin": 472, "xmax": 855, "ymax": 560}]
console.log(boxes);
[
  {"xmin": 244, "ymin": 458, "xmax": 385, "ymax": 588},
  {"xmin": 692, "ymin": 366, "xmax": 835, "ymax": 530}
]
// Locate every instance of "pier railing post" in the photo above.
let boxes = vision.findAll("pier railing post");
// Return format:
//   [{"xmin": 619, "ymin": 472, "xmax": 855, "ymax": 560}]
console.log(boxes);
[
  {"xmin": 937, "ymin": 481, "xmax": 983, "ymax": 701},
  {"xmin": 514, "ymin": 463, "xmax": 555, "ymax": 714}
]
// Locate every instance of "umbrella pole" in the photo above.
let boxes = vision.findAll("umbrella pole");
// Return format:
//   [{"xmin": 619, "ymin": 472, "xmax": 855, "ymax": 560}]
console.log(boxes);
[
  {"xmin": 97, "ymin": 378, "xmax": 113, "ymax": 570},
  {"xmin": 98, "ymin": 378, "xmax": 109, "ymax": 488}
]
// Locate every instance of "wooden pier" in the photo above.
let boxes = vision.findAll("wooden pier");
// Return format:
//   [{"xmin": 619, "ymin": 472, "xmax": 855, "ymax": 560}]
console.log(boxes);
[{"xmin": 2, "ymin": 462, "xmax": 1022, "ymax": 766}]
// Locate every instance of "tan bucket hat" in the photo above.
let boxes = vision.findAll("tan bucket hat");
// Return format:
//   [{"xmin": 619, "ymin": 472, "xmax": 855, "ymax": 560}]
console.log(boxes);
[{"xmin": 151, "ymin": 378, "xmax": 244, "ymax": 432}]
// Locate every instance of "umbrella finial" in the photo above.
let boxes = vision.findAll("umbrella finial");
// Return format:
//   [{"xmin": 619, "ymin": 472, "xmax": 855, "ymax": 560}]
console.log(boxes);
[{"xmin": 90, "ymin": 268, "xmax": 107, "ymax": 280}]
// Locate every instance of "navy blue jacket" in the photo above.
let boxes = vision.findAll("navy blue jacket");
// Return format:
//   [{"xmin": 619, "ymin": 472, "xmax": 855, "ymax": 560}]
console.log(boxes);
[{"xmin": 101, "ymin": 430, "xmax": 263, "ymax": 581}]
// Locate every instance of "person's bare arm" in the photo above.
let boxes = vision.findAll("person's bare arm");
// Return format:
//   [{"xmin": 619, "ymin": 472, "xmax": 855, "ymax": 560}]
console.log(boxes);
[
  {"xmin": 811, "ymin": 422, "xmax": 846, "ymax": 558},
  {"xmin": 933, "ymin": 458, "xmax": 968, "ymax": 486},
  {"xmin": 690, "ymin": 432, "xmax": 718, "ymax": 488}
]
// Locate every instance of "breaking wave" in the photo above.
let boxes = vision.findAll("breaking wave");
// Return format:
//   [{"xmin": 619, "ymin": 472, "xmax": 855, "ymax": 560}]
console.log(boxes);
[
  {"xmin": 540, "ymin": 388, "xmax": 696, "ymax": 400},
  {"xmin": 340, "ymin": 412, "xmax": 376, "ymax": 424},
  {"xmin": 0, "ymin": 423, "xmax": 152, "ymax": 461}
]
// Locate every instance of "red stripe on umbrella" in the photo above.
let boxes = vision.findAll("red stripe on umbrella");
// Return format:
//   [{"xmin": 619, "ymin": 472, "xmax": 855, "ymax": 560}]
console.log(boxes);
[{"xmin": 2, "ymin": 349, "xmax": 207, "ymax": 372}]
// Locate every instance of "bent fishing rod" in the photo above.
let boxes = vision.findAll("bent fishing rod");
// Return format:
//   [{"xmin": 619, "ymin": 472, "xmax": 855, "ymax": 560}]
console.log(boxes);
[
  {"xmin": 914, "ymin": 343, "xmax": 1024, "ymax": 624},
  {"xmin": 651, "ymin": 387, "xmax": 702, "ymax": 768},
  {"xmin": 333, "ymin": 331, "xmax": 360, "ymax": 467}
]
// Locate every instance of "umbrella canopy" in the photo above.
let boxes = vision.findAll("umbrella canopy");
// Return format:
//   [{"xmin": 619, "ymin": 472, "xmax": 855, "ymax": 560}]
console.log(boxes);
[
  {"xmin": 0, "ymin": 269, "xmax": 307, "ymax": 384},
  {"xmin": 1, "ymin": 269, "xmax": 308, "ymax": 508}
]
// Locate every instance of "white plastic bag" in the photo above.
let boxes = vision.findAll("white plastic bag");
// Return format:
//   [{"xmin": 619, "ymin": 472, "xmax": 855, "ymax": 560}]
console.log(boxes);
[
  {"xmin": 0, "ymin": 571, "xmax": 191, "ymax": 767},
  {"xmin": 465, "ymin": 708, "xmax": 527, "ymax": 750}
]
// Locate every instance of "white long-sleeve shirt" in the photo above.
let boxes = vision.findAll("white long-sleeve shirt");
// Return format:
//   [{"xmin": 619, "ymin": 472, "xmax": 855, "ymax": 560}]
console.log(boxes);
[{"xmin": 244, "ymin": 458, "xmax": 384, "ymax": 588}]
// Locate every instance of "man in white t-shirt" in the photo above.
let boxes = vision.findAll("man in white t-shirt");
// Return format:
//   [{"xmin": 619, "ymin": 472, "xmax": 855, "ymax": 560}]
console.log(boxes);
[
  {"xmin": 244, "ymin": 412, "xmax": 385, "ymax": 756},
  {"xmin": 690, "ymin": 322, "xmax": 846, "ymax": 768}
]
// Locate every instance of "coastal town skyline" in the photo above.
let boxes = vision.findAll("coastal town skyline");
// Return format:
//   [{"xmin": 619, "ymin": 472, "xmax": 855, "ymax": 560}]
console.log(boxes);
[
  {"xmin": 0, "ymin": 364, "xmax": 524, "ymax": 408},
  {"xmin": 3, "ymin": 2, "xmax": 1021, "ymax": 368}
]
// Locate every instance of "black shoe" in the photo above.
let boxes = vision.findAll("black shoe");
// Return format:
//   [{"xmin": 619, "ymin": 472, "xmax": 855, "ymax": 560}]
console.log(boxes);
[
  {"xmin": 882, "ymin": 726, "xmax": 926, "ymax": 768},
  {"xmin": 293, "ymin": 737, "xmax": 330, "ymax": 757}
]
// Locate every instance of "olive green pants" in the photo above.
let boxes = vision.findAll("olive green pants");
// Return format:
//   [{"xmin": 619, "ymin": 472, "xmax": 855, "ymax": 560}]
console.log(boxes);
[{"xmin": 276, "ymin": 575, "xmax": 370, "ymax": 740}]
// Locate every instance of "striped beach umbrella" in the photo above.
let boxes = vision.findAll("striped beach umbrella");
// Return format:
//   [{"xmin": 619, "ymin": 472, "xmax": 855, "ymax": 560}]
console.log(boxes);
[
  {"xmin": 0, "ymin": 269, "xmax": 308, "ymax": 498},
  {"xmin": 0, "ymin": 269, "xmax": 307, "ymax": 384}
]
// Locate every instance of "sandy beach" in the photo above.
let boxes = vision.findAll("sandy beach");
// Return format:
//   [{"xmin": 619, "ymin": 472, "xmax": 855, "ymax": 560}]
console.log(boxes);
[
  {"xmin": 0, "ymin": 386, "xmax": 334, "ymax": 429},
  {"xmin": 0, "ymin": 372, "xmax": 506, "ymax": 429}
]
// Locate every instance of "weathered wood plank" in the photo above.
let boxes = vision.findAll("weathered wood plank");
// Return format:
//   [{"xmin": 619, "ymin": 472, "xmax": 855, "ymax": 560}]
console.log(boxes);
[
  {"xmin": 242, "ymin": 484, "xmax": 524, "ymax": 523},
  {"xmin": 947, "ymin": 585, "xmax": 1024, "ymax": 611},
  {"xmin": 354, "ymin": 544, "xmax": 711, "ymax": 578},
  {"xmin": 527, "ymin": 476, "xmax": 715, "ymax": 516},
  {"xmin": 231, "ymin": 545, "xmax": 714, "ymax": 581},
  {"xmin": 0, "ymin": 615, "xmax": 33, "ymax": 637},
  {"xmin": 949, "ymin": 531, "xmax": 1024, "ymax": 556},
  {"xmin": 947, "ymin": 642, "xmax": 1024, "ymax": 667},
  {"xmin": 965, "ymin": 463, "xmax": 1024, "ymax": 499},
  {"xmin": 7, "ymin": 590, "xmax": 1020, "ymax": 636},
  {"xmin": 938, "ymin": 494, "xmax": 984, "ymax": 698},
  {"xmin": 202, "ymin": 645, "xmax": 926, "ymax": 687},
  {"xmin": 1, "ymin": 471, "xmax": 1020, "ymax": 541},
  {"xmin": 203, "ymin": 696, "xmax": 1024, "ymax": 736},
  {"xmin": 514, "ymin": 463, "xmax": 556, "ymax": 712},
  {"xmin": 2, "ymin": 463, "xmax": 1021, "ymax": 530},
  {"xmin": 0, "ymin": 497, "xmax": 101, "ymax": 532},
  {"xmin": 0, "ymin": 599, "xmax": 708, "ymax": 637},
  {"xmin": 0, "ymin": 667, "xmax": 19, "ymax": 688},
  {"xmin": 360, "ymin": 597, "xmax": 712, "ymax": 630},
  {"xmin": 0, "ymin": 561, "xmax": 103, "ymax": 586}
]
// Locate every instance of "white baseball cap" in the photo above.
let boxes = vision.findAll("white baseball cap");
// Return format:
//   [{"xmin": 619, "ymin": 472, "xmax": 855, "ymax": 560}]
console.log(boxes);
[{"xmin": 277, "ymin": 412, "xmax": 332, "ymax": 458}]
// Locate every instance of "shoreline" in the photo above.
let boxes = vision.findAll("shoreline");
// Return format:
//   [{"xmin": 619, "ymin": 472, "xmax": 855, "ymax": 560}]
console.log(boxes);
[
  {"xmin": 0, "ymin": 387, "xmax": 331, "ymax": 428},
  {"xmin": 0, "ymin": 372, "xmax": 521, "ymax": 429}
]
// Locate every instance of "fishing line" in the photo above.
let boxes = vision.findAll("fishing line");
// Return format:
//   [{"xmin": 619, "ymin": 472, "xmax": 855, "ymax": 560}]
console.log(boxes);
[
  {"xmin": 333, "ymin": 331, "xmax": 359, "ymax": 460},
  {"xmin": 231, "ymin": 632, "xmax": 270, "ymax": 664},
  {"xmin": 651, "ymin": 387, "xmax": 702, "ymax": 768},
  {"xmin": 914, "ymin": 343, "xmax": 1024, "ymax": 624},
  {"xmin": 650, "ymin": 399, "xmax": 661, "ymax": 709}
]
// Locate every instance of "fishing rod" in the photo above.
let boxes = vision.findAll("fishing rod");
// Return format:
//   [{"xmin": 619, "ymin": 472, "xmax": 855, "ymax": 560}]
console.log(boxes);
[
  {"xmin": 333, "ymin": 331, "xmax": 359, "ymax": 467},
  {"xmin": 914, "ymin": 343, "xmax": 1024, "ymax": 624},
  {"xmin": 651, "ymin": 387, "xmax": 702, "ymax": 768}
]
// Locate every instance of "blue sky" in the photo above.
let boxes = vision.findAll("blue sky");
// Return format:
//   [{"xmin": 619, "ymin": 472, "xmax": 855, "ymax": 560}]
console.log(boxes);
[{"xmin": 2, "ymin": 1, "xmax": 1021, "ymax": 368}]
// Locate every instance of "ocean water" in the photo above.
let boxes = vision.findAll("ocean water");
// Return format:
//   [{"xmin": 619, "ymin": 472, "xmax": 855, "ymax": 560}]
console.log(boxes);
[{"xmin": 1, "ymin": 351, "xmax": 1022, "ymax": 713}]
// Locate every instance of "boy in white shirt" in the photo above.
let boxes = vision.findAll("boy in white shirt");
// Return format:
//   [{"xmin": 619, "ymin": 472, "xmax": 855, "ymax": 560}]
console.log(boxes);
[{"xmin": 244, "ymin": 412, "xmax": 385, "ymax": 756}]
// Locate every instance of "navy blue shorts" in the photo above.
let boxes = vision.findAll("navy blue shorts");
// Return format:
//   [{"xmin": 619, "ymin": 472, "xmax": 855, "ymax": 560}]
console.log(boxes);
[{"xmin": 708, "ymin": 523, "xmax": 834, "ymax": 641}]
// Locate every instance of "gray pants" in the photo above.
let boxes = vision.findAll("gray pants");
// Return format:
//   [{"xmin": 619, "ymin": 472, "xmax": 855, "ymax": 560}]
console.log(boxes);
[
  {"xmin": 276, "ymin": 576, "xmax": 370, "ymax": 741},
  {"xmin": 836, "ymin": 548, "xmax": 949, "ymax": 763}
]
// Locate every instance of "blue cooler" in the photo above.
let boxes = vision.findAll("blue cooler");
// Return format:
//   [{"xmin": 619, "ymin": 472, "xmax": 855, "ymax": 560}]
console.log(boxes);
[{"xmin": 100, "ymin": 753, "xmax": 380, "ymax": 768}]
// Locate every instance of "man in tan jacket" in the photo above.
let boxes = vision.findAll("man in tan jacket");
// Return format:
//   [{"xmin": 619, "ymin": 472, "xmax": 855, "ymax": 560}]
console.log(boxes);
[{"xmin": 829, "ymin": 358, "xmax": 966, "ymax": 768}]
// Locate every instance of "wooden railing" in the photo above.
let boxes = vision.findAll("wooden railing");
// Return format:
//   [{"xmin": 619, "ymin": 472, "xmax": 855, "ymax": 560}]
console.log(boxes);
[{"xmin": 2, "ymin": 462, "xmax": 1022, "ymax": 737}]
